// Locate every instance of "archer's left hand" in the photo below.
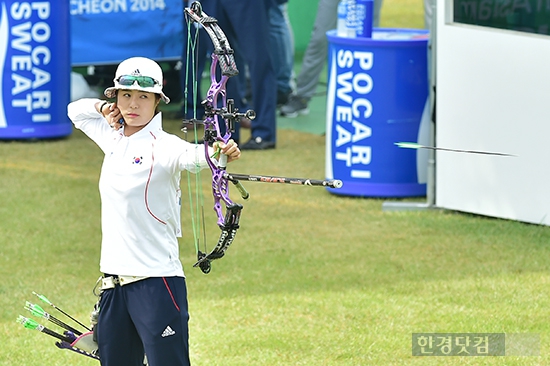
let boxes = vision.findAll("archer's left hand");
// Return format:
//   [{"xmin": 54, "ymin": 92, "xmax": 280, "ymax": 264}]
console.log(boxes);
[{"xmin": 214, "ymin": 139, "xmax": 241, "ymax": 163}]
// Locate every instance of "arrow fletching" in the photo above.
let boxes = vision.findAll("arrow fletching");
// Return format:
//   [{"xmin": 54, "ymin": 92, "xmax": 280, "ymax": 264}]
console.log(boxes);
[
  {"xmin": 17, "ymin": 315, "xmax": 75, "ymax": 343},
  {"xmin": 25, "ymin": 302, "xmax": 48, "ymax": 319},
  {"xmin": 395, "ymin": 142, "xmax": 423, "ymax": 150},
  {"xmin": 33, "ymin": 292, "xmax": 52, "ymax": 306},
  {"xmin": 17, "ymin": 315, "xmax": 43, "ymax": 331},
  {"xmin": 25, "ymin": 301, "xmax": 47, "ymax": 318}
]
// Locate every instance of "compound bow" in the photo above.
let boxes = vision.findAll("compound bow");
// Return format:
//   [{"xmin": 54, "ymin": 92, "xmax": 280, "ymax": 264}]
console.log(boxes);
[
  {"xmin": 184, "ymin": 1, "xmax": 253, "ymax": 274},
  {"xmin": 183, "ymin": 1, "xmax": 342, "ymax": 274}
]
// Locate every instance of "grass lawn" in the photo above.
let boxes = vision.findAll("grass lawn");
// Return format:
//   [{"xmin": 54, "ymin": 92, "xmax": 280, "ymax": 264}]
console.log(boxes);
[
  {"xmin": 2, "ymin": 126, "xmax": 549, "ymax": 365},
  {"xmin": 2, "ymin": 1, "xmax": 549, "ymax": 365}
]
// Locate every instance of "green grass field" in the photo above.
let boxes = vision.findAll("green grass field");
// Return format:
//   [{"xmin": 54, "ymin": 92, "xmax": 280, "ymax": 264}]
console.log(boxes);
[{"xmin": 2, "ymin": 1, "xmax": 550, "ymax": 365}]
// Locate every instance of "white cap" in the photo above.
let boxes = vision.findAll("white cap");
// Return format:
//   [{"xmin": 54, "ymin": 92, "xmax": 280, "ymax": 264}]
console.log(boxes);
[{"xmin": 104, "ymin": 57, "xmax": 170, "ymax": 104}]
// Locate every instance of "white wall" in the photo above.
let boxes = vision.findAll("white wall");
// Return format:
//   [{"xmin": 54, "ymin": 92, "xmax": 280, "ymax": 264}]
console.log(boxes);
[{"xmin": 436, "ymin": 1, "xmax": 550, "ymax": 225}]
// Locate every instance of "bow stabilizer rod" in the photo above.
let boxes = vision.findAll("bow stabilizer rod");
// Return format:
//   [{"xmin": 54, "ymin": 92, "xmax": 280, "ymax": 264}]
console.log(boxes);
[{"xmin": 224, "ymin": 173, "xmax": 343, "ymax": 189}]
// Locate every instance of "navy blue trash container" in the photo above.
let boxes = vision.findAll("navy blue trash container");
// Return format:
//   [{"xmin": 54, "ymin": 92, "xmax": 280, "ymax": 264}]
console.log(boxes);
[
  {"xmin": 325, "ymin": 28, "xmax": 429, "ymax": 197},
  {"xmin": 0, "ymin": 1, "xmax": 71, "ymax": 139}
]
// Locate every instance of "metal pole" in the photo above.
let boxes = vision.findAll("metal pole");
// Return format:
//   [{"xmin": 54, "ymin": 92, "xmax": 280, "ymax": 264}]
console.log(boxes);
[{"xmin": 382, "ymin": 0, "xmax": 437, "ymax": 212}]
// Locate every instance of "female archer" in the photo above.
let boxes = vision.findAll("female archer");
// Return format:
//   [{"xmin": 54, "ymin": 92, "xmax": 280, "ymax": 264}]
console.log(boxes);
[{"xmin": 67, "ymin": 56, "xmax": 241, "ymax": 366}]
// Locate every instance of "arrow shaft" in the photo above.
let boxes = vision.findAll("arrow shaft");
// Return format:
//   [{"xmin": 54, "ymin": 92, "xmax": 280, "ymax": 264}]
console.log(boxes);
[
  {"xmin": 33, "ymin": 292, "xmax": 91, "ymax": 331},
  {"xmin": 48, "ymin": 315, "xmax": 83, "ymax": 336},
  {"xmin": 395, "ymin": 142, "xmax": 515, "ymax": 157},
  {"xmin": 423, "ymin": 146, "xmax": 514, "ymax": 157},
  {"xmin": 41, "ymin": 326, "xmax": 74, "ymax": 343}
]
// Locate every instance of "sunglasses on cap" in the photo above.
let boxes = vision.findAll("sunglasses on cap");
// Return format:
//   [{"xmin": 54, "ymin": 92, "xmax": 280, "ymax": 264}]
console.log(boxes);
[{"xmin": 116, "ymin": 75, "xmax": 160, "ymax": 88}]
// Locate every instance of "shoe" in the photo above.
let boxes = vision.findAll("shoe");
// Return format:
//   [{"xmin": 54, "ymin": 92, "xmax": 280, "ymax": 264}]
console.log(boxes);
[
  {"xmin": 280, "ymin": 95, "xmax": 309, "ymax": 118},
  {"xmin": 240, "ymin": 137, "xmax": 275, "ymax": 150},
  {"xmin": 277, "ymin": 90, "xmax": 291, "ymax": 106}
]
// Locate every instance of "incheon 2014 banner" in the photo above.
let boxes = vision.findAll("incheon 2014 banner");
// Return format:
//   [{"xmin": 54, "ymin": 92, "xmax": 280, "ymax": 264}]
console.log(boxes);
[{"xmin": 70, "ymin": 0, "xmax": 183, "ymax": 65}]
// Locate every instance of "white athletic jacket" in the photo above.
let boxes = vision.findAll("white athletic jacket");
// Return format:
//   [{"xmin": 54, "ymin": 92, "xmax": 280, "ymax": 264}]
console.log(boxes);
[{"xmin": 68, "ymin": 98, "xmax": 210, "ymax": 277}]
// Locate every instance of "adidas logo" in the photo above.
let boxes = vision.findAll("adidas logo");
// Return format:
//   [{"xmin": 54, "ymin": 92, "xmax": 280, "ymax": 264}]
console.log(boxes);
[{"xmin": 161, "ymin": 325, "xmax": 176, "ymax": 338}]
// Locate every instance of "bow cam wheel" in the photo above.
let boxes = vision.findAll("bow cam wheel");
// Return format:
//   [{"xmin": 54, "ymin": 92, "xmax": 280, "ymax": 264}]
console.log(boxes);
[{"xmin": 199, "ymin": 260, "xmax": 211, "ymax": 274}]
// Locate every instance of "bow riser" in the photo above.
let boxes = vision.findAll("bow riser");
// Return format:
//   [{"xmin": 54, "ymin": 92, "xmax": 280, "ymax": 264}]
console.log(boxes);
[
  {"xmin": 204, "ymin": 58, "xmax": 232, "ymax": 140},
  {"xmin": 202, "ymin": 63, "xmax": 234, "ymax": 226}
]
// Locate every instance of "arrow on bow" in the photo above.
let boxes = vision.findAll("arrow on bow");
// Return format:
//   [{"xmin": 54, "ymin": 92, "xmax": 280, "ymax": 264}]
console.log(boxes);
[{"xmin": 395, "ymin": 142, "xmax": 516, "ymax": 157}]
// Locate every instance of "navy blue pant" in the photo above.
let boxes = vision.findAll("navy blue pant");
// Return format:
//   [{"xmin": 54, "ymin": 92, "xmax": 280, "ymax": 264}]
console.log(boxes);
[
  {"xmin": 181, "ymin": 0, "xmax": 277, "ymax": 144},
  {"xmin": 213, "ymin": 0, "xmax": 278, "ymax": 144},
  {"xmin": 96, "ymin": 277, "xmax": 190, "ymax": 366}
]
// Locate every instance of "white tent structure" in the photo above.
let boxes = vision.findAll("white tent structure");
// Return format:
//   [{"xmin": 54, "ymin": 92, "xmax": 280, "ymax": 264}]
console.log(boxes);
[{"xmin": 386, "ymin": 1, "xmax": 550, "ymax": 226}]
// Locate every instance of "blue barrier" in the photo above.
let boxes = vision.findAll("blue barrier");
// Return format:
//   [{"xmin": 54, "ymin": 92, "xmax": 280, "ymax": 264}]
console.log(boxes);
[
  {"xmin": 70, "ymin": 0, "xmax": 183, "ymax": 65},
  {"xmin": 325, "ymin": 28, "xmax": 429, "ymax": 197},
  {"xmin": 0, "ymin": 1, "xmax": 72, "ymax": 139}
]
